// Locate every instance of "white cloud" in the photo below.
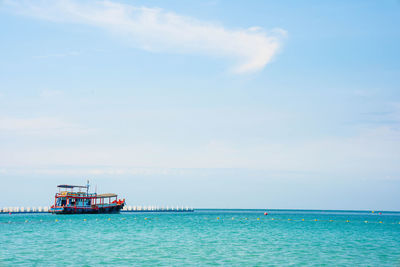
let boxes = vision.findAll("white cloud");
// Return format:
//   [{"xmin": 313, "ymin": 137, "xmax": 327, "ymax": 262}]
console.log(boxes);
[
  {"xmin": 0, "ymin": 116, "xmax": 91, "ymax": 136},
  {"xmin": 40, "ymin": 89, "xmax": 64, "ymax": 98},
  {"xmin": 389, "ymin": 102, "xmax": 400, "ymax": 122},
  {"xmin": 5, "ymin": 0, "xmax": 286, "ymax": 73},
  {"xmin": 1, "ymin": 124, "xmax": 399, "ymax": 179},
  {"xmin": 0, "ymin": 167, "xmax": 187, "ymax": 176}
]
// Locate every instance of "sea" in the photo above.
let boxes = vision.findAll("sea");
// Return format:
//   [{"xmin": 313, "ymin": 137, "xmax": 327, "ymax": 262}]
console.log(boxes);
[{"xmin": 1, "ymin": 209, "xmax": 400, "ymax": 266}]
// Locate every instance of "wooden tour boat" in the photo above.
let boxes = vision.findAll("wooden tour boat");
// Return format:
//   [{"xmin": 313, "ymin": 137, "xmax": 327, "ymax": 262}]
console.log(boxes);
[{"xmin": 49, "ymin": 182, "xmax": 125, "ymax": 214}]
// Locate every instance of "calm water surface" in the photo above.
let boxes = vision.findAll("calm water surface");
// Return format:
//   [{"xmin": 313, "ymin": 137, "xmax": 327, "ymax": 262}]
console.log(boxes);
[{"xmin": 1, "ymin": 210, "xmax": 400, "ymax": 266}]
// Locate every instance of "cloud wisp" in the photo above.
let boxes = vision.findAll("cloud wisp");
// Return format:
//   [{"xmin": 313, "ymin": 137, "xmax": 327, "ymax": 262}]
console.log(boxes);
[
  {"xmin": 0, "ymin": 116, "xmax": 92, "ymax": 136},
  {"xmin": 33, "ymin": 50, "xmax": 80, "ymax": 59},
  {"xmin": 5, "ymin": 0, "xmax": 286, "ymax": 73}
]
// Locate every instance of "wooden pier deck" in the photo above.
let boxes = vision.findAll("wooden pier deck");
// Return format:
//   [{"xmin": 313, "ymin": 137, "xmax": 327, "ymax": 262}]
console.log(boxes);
[{"xmin": 0, "ymin": 206, "xmax": 194, "ymax": 214}]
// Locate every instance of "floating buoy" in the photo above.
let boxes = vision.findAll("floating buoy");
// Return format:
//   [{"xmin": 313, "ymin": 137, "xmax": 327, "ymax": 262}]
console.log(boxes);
[
  {"xmin": 372, "ymin": 211, "xmax": 375, "ymax": 213},
  {"xmin": 346, "ymin": 220, "xmax": 350, "ymax": 223},
  {"xmin": 329, "ymin": 220, "xmax": 333, "ymax": 222},
  {"xmin": 264, "ymin": 212, "xmax": 268, "ymax": 216},
  {"xmin": 257, "ymin": 218, "xmax": 260, "ymax": 220},
  {"xmin": 379, "ymin": 212, "xmax": 382, "ymax": 215},
  {"xmin": 288, "ymin": 219, "xmax": 291, "ymax": 221},
  {"xmin": 314, "ymin": 219, "xmax": 318, "ymax": 221},
  {"xmin": 83, "ymin": 219, "xmax": 87, "ymax": 221},
  {"xmin": 25, "ymin": 220, "xmax": 28, "ymax": 223},
  {"xmin": 108, "ymin": 218, "xmax": 111, "ymax": 221},
  {"xmin": 271, "ymin": 218, "xmax": 275, "ymax": 220},
  {"xmin": 364, "ymin": 221, "xmax": 368, "ymax": 223},
  {"xmin": 217, "ymin": 217, "xmax": 220, "ymax": 220},
  {"xmin": 55, "ymin": 219, "xmax": 58, "ymax": 222},
  {"xmin": 8, "ymin": 212, "xmax": 11, "ymax": 215},
  {"xmin": 379, "ymin": 221, "xmax": 383, "ymax": 224},
  {"xmin": 302, "ymin": 219, "xmax": 305, "ymax": 221},
  {"xmin": 231, "ymin": 217, "xmax": 234, "ymax": 220}
]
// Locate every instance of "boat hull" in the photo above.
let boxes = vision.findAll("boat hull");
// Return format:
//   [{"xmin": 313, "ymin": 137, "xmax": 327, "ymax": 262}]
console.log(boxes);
[{"xmin": 50, "ymin": 204, "xmax": 124, "ymax": 214}]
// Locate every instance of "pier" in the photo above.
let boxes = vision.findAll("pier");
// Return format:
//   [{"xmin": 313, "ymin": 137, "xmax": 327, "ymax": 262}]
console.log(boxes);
[
  {"xmin": 121, "ymin": 205, "xmax": 194, "ymax": 212},
  {"xmin": 0, "ymin": 205, "xmax": 194, "ymax": 214}
]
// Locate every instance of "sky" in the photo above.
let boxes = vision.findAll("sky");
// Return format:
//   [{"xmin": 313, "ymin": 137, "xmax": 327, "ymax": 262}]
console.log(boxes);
[{"xmin": 0, "ymin": 0, "xmax": 399, "ymax": 210}]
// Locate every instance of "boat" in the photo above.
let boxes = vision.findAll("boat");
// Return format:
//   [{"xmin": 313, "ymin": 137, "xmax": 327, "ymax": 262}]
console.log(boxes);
[{"xmin": 49, "ymin": 181, "xmax": 125, "ymax": 214}]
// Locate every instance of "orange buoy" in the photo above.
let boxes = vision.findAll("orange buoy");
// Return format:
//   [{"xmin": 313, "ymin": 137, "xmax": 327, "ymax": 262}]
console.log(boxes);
[{"xmin": 264, "ymin": 212, "xmax": 268, "ymax": 216}]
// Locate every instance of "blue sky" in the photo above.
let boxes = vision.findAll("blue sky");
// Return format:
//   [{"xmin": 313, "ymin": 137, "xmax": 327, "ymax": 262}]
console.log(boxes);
[{"xmin": 0, "ymin": 0, "xmax": 399, "ymax": 210}]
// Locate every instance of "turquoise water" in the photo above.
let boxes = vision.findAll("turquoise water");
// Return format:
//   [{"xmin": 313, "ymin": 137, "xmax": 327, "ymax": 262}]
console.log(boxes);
[{"xmin": 1, "ymin": 210, "xmax": 400, "ymax": 266}]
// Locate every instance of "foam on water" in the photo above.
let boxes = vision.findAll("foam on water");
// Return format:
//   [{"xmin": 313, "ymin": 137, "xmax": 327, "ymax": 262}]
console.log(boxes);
[{"xmin": 1, "ymin": 210, "xmax": 400, "ymax": 266}]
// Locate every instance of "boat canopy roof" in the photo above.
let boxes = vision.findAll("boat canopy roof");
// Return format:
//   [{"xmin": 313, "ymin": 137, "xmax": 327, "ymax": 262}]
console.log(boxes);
[
  {"xmin": 97, "ymin": 193, "xmax": 117, "ymax": 198},
  {"xmin": 57, "ymin": 184, "xmax": 88, "ymax": 189}
]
